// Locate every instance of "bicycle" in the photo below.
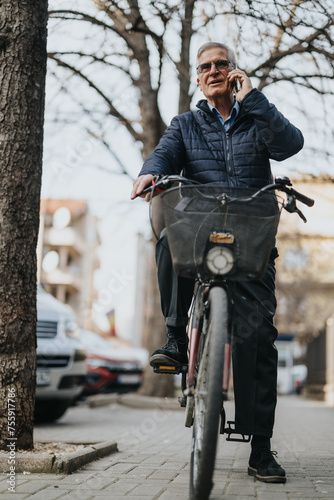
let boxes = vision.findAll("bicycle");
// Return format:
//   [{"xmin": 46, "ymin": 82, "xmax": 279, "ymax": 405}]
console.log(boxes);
[{"xmin": 140, "ymin": 175, "xmax": 314, "ymax": 500}]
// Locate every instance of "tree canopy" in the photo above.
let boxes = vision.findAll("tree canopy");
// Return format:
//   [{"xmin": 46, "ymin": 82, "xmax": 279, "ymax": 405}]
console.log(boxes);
[{"xmin": 47, "ymin": 0, "xmax": 334, "ymax": 175}]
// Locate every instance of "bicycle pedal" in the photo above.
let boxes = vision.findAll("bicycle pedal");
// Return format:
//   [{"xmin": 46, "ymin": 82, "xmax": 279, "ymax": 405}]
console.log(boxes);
[
  {"xmin": 152, "ymin": 364, "xmax": 183, "ymax": 374},
  {"xmin": 178, "ymin": 395, "xmax": 187, "ymax": 407},
  {"xmin": 223, "ymin": 421, "xmax": 251, "ymax": 443},
  {"xmin": 220, "ymin": 407, "xmax": 226, "ymax": 434}
]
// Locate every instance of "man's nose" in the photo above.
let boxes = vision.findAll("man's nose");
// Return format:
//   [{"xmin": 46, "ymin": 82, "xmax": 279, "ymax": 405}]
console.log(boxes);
[{"xmin": 209, "ymin": 62, "xmax": 218, "ymax": 74}]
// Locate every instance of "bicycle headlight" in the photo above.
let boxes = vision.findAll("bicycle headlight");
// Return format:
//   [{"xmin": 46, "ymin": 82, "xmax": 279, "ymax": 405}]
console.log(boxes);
[{"xmin": 206, "ymin": 247, "xmax": 234, "ymax": 275}]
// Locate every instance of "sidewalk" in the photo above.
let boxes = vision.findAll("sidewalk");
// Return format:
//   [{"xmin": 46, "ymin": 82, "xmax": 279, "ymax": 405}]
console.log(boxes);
[{"xmin": 0, "ymin": 395, "xmax": 333, "ymax": 499}]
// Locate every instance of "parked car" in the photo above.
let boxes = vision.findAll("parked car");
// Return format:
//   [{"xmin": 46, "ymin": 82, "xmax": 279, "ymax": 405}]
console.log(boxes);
[
  {"xmin": 292, "ymin": 364, "xmax": 307, "ymax": 394},
  {"xmin": 35, "ymin": 286, "xmax": 86, "ymax": 423},
  {"xmin": 276, "ymin": 337, "xmax": 307, "ymax": 395},
  {"xmin": 79, "ymin": 329, "xmax": 148, "ymax": 395}
]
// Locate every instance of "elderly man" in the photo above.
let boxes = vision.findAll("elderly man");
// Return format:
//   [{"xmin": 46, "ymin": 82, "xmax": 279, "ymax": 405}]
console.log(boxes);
[{"xmin": 131, "ymin": 42, "xmax": 303, "ymax": 483}]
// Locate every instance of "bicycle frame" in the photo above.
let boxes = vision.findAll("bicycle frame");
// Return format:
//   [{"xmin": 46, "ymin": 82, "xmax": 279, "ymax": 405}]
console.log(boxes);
[
  {"xmin": 183, "ymin": 279, "xmax": 249, "ymax": 436},
  {"xmin": 185, "ymin": 282, "xmax": 231, "ymax": 395}
]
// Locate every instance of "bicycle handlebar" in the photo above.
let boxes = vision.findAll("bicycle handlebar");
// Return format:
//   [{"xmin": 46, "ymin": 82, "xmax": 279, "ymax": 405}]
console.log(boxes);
[
  {"xmin": 141, "ymin": 174, "xmax": 314, "ymax": 204},
  {"xmin": 137, "ymin": 174, "xmax": 315, "ymax": 221},
  {"xmin": 273, "ymin": 176, "xmax": 314, "ymax": 207},
  {"xmin": 287, "ymin": 187, "xmax": 314, "ymax": 207},
  {"xmin": 138, "ymin": 175, "xmax": 199, "ymax": 197}
]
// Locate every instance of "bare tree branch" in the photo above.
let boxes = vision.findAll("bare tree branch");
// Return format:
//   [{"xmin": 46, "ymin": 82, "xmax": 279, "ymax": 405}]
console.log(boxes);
[
  {"xmin": 49, "ymin": 9, "xmax": 114, "ymax": 30},
  {"xmin": 47, "ymin": 0, "xmax": 334, "ymax": 164},
  {"xmin": 48, "ymin": 54, "xmax": 143, "ymax": 143},
  {"xmin": 87, "ymin": 128, "xmax": 135, "ymax": 179},
  {"xmin": 48, "ymin": 51, "xmax": 135, "ymax": 80}
]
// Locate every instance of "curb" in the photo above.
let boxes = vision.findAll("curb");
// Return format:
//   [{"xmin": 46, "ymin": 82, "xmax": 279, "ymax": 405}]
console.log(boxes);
[
  {"xmin": 0, "ymin": 440, "xmax": 118, "ymax": 474},
  {"xmin": 87, "ymin": 393, "xmax": 184, "ymax": 411}
]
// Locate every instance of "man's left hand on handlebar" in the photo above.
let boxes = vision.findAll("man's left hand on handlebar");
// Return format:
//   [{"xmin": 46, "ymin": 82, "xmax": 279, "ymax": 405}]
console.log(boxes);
[{"xmin": 130, "ymin": 174, "xmax": 154, "ymax": 202}]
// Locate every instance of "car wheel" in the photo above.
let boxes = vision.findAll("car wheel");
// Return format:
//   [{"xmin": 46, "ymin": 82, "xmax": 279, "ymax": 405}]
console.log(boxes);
[{"xmin": 34, "ymin": 400, "xmax": 70, "ymax": 423}]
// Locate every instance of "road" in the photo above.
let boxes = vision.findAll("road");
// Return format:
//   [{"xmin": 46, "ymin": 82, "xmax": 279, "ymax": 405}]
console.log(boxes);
[{"xmin": 0, "ymin": 395, "xmax": 333, "ymax": 499}]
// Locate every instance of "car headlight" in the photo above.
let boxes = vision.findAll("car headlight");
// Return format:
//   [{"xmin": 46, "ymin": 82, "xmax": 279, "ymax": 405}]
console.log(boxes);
[
  {"xmin": 65, "ymin": 320, "xmax": 80, "ymax": 339},
  {"xmin": 206, "ymin": 247, "xmax": 234, "ymax": 275}
]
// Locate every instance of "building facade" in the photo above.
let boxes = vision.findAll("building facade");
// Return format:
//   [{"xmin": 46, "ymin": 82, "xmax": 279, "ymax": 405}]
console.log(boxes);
[
  {"xmin": 275, "ymin": 176, "xmax": 334, "ymax": 403},
  {"xmin": 37, "ymin": 199, "xmax": 100, "ymax": 331}
]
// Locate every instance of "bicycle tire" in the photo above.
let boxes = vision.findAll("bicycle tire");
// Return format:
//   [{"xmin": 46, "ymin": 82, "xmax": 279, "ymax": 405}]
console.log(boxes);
[{"xmin": 189, "ymin": 286, "xmax": 228, "ymax": 500}]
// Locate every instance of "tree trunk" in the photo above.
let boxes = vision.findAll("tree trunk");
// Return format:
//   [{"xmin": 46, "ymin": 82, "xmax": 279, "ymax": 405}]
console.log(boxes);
[
  {"xmin": 178, "ymin": 0, "xmax": 195, "ymax": 114},
  {"xmin": 137, "ymin": 200, "xmax": 185, "ymax": 398},
  {"xmin": 136, "ymin": 220, "xmax": 174, "ymax": 398},
  {"xmin": 0, "ymin": 0, "xmax": 48, "ymax": 450}
]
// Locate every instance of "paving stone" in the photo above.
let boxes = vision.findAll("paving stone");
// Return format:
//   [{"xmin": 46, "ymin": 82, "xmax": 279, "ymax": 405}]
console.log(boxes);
[
  {"xmin": 50, "ymin": 493, "xmax": 95, "ymax": 500},
  {"xmin": 227, "ymin": 483, "xmax": 257, "ymax": 495},
  {"xmin": 211, "ymin": 497, "xmax": 256, "ymax": 500},
  {"xmin": 286, "ymin": 491, "xmax": 326, "ymax": 498},
  {"xmin": 0, "ymin": 495, "xmax": 30, "ymax": 500},
  {"xmin": 129, "ymin": 483, "xmax": 166, "ymax": 496},
  {"xmin": 0, "ymin": 478, "xmax": 29, "ymax": 492},
  {"xmin": 90, "ymin": 497, "xmax": 134, "ymax": 500},
  {"xmin": 170, "ymin": 473, "xmax": 191, "ymax": 484},
  {"xmin": 121, "ymin": 467, "xmax": 157, "ymax": 479},
  {"xmin": 104, "ymin": 462, "xmax": 139, "ymax": 474},
  {"xmin": 158, "ymin": 461, "xmax": 188, "ymax": 470},
  {"xmin": 257, "ymin": 492, "xmax": 289, "ymax": 499},
  {"xmin": 96, "ymin": 479, "xmax": 138, "ymax": 495},
  {"xmin": 28, "ymin": 487, "xmax": 67, "ymax": 500},
  {"xmin": 55, "ymin": 476, "xmax": 115, "ymax": 490},
  {"xmin": 307, "ymin": 470, "xmax": 334, "ymax": 477},
  {"xmin": 147, "ymin": 469, "xmax": 179, "ymax": 480},
  {"xmin": 157, "ymin": 491, "xmax": 188, "ymax": 500},
  {"xmin": 13, "ymin": 480, "xmax": 55, "ymax": 494},
  {"xmin": 15, "ymin": 474, "xmax": 67, "ymax": 481}
]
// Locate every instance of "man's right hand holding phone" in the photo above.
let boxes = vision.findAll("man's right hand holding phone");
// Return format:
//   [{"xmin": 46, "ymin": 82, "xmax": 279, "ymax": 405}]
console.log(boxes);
[{"xmin": 228, "ymin": 70, "xmax": 253, "ymax": 102}]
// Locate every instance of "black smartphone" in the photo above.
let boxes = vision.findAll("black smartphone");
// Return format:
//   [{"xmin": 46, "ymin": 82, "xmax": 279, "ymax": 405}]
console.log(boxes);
[{"xmin": 232, "ymin": 78, "xmax": 240, "ymax": 93}]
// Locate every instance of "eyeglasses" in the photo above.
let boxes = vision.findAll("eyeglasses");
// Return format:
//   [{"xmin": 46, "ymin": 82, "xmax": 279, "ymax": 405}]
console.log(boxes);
[{"xmin": 197, "ymin": 59, "xmax": 234, "ymax": 74}]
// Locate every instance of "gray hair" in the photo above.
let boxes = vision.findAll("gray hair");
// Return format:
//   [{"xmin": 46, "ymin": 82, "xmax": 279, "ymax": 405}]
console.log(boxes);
[{"xmin": 197, "ymin": 42, "xmax": 237, "ymax": 69}]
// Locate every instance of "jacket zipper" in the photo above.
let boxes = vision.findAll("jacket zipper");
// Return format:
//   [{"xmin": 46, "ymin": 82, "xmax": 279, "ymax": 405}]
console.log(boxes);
[
  {"xmin": 210, "ymin": 114, "xmax": 233, "ymax": 183},
  {"xmin": 224, "ymin": 113, "xmax": 245, "ymax": 186},
  {"xmin": 225, "ymin": 131, "xmax": 232, "ymax": 174},
  {"xmin": 204, "ymin": 105, "xmax": 244, "ymax": 186}
]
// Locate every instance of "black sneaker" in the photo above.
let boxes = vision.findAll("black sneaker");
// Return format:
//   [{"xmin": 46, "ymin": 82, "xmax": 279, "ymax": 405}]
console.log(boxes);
[
  {"xmin": 248, "ymin": 449, "xmax": 286, "ymax": 483},
  {"xmin": 149, "ymin": 337, "xmax": 188, "ymax": 366}
]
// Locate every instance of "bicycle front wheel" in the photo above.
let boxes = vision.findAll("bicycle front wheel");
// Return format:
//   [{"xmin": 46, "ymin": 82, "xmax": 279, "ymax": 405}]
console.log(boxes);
[{"xmin": 190, "ymin": 286, "xmax": 228, "ymax": 500}]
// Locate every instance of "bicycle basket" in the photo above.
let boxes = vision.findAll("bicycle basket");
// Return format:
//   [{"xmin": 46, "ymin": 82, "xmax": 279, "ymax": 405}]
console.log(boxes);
[{"xmin": 159, "ymin": 184, "xmax": 282, "ymax": 280}]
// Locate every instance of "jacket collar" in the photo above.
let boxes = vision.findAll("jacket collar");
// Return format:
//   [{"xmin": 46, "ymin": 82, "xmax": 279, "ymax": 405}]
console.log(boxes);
[
  {"xmin": 196, "ymin": 99, "xmax": 211, "ymax": 112},
  {"xmin": 196, "ymin": 99, "xmax": 245, "ymax": 120}
]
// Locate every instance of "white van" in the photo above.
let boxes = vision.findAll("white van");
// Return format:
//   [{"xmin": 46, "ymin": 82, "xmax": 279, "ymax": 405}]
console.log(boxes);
[{"xmin": 35, "ymin": 286, "xmax": 86, "ymax": 422}]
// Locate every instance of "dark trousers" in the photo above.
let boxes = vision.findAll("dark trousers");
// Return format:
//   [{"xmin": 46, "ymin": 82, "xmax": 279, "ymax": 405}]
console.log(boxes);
[{"xmin": 156, "ymin": 231, "xmax": 278, "ymax": 438}]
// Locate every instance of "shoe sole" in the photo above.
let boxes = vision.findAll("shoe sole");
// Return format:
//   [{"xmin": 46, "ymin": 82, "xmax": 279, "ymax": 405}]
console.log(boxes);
[
  {"xmin": 248, "ymin": 466, "xmax": 286, "ymax": 483},
  {"xmin": 149, "ymin": 353, "xmax": 187, "ymax": 367}
]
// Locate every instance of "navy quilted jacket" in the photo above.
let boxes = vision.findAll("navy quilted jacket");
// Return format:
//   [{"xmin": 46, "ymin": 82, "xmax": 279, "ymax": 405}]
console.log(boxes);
[{"xmin": 139, "ymin": 89, "xmax": 304, "ymax": 188}]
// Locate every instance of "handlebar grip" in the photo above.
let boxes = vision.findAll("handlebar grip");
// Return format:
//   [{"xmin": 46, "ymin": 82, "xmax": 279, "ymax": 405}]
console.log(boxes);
[
  {"xmin": 141, "ymin": 182, "xmax": 155, "ymax": 195},
  {"xmin": 290, "ymin": 188, "xmax": 315, "ymax": 207},
  {"xmin": 138, "ymin": 177, "xmax": 166, "ymax": 197}
]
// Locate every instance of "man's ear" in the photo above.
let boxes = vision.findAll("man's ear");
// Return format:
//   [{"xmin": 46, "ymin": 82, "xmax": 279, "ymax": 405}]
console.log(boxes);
[{"xmin": 197, "ymin": 77, "xmax": 202, "ymax": 91}]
